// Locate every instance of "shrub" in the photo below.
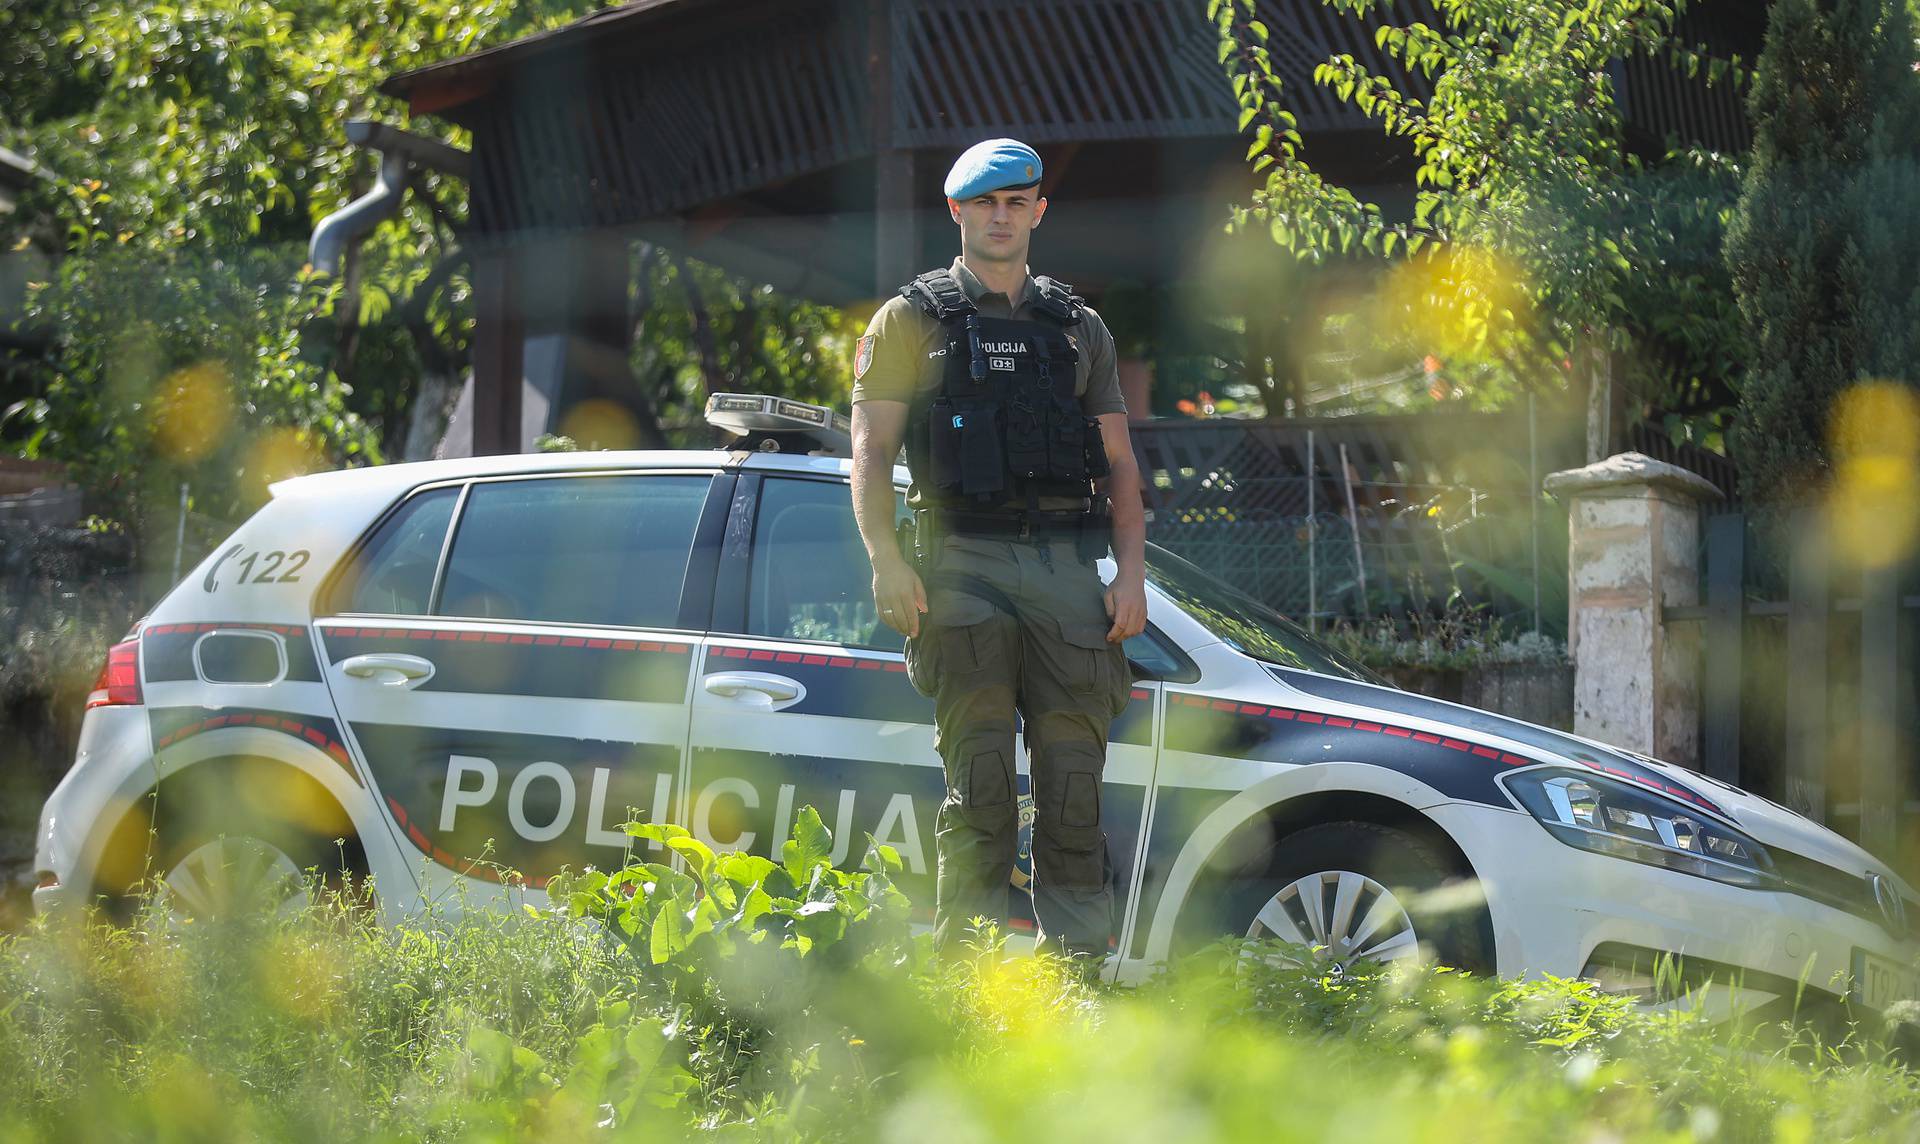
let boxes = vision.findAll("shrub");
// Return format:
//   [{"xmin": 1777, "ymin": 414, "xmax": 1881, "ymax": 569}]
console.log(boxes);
[{"xmin": 2, "ymin": 810, "xmax": 1918, "ymax": 1140}]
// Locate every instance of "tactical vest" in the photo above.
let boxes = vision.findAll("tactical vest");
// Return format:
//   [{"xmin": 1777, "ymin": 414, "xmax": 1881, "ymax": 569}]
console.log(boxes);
[{"xmin": 901, "ymin": 269, "xmax": 1110, "ymax": 511}]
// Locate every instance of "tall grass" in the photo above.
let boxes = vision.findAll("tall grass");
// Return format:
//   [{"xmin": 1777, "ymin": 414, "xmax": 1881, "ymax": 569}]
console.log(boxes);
[{"xmin": 1, "ymin": 854, "xmax": 1917, "ymax": 1141}]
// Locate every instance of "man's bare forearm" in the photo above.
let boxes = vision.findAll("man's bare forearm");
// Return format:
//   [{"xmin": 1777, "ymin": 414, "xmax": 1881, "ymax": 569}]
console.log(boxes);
[
  {"xmin": 1108, "ymin": 459, "xmax": 1146, "ymax": 583},
  {"xmin": 851, "ymin": 404, "xmax": 908, "ymax": 571},
  {"xmin": 1096, "ymin": 412, "xmax": 1146, "ymax": 584}
]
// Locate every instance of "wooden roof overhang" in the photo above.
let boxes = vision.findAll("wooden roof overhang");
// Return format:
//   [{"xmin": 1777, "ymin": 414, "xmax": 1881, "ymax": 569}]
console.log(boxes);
[
  {"xmin": 380, "ymin": 0, "xmax": 1464, "ymax": 301},
  {"xmin": 383, "ymin": 1, "xmax": 1751, "ymax": 304}
]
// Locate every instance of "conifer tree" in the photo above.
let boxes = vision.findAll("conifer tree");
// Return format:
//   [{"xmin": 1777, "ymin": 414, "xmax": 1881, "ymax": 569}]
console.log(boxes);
[{"xmin": 1725, "ymin": 0, "xmax": 1920, "ymax": 507}]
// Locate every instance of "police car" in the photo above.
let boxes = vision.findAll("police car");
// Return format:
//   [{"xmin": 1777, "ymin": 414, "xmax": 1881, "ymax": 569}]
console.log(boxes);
[{"xmin": 32, "ymin": 396, "xmax": 1920, "ymax": 1010}]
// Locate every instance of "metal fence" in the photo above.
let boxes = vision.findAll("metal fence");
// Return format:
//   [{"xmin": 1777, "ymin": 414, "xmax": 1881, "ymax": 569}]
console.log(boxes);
[
  {"xmin": 1667, "ymin": 510, "xmax": 1919, "ymax": 867},
  {"xmin": 1130, "ymin": 410, "xmax": 1581, "ymax": 633}
]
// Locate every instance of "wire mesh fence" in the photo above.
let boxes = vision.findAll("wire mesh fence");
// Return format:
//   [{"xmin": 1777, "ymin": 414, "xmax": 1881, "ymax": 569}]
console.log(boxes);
[
  {"xmin": 1132, "ymin": 412, "xmax": 1577, "ymax": 635},
  {"xmin": 1146, "ymin": 483, "xmax": 1568, "ymax": 635}
]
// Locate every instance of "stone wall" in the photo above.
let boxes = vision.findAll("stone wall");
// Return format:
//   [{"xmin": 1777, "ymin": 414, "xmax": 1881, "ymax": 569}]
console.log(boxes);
[{"xmin": 1380, "ymin": 663, "xmax": 1575, "ymax": 731}]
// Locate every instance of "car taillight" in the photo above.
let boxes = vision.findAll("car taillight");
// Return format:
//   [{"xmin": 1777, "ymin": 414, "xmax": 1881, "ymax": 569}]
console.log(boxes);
[{"xmin": 86, "ymin": 638, "xmax": 143, "ymax": 709}]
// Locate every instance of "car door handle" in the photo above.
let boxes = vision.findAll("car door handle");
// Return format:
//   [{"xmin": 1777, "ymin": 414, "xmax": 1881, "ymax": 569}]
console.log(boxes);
[
  {"xmin": 340, "ymin": 653, "xmax": 436, "ymax": 683},
  {"xmin": 703, "ymin": 671, "xmax": 802, "ymax": 704}
]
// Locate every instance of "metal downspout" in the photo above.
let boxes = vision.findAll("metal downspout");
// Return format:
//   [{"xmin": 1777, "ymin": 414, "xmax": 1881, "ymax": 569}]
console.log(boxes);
[
  {"xmin": 306, "ymin": 120, "xmax": 470, "ymax": 273},
  {"xmin": 308, "ymin": 150, "xmax": 409, "ymax": 273}
]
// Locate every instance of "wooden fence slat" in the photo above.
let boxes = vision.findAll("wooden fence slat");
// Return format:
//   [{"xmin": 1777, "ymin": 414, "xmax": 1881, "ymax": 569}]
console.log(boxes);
[
  {"xmin": 1702, "ymin": 513, "xmax": 1744, "ymax": 785},
  {"xmin": 1859, "ymin": 558, "xmax": 1901, "ymax": 858},
  {"xmin": 1784, "ymin": 508, "xmax": 1829, "ymax": 820}
]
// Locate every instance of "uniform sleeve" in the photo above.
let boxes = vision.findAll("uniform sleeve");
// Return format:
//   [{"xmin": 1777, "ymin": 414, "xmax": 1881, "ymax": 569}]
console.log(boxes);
[
  {"xmin": 1076, "ymin": 305, "xmax": 1128, "ymax": 418},
  {"xmin": 850, "ymin": 297, "xmax": 930, "ymax": 406}
]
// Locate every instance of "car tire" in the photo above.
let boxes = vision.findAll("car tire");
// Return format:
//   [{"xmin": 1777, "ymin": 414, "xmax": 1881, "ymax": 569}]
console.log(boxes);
[
  {"xmin": 91, "ymin": 758, "xmax": 369, "ymax": 924},
  {"xmin": 1185, "ymin": 820, "xmax": 1493, "ymax": 974}
]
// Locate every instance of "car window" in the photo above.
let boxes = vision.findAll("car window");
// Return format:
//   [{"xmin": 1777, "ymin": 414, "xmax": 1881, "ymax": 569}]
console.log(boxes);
[
  {"xmin": 1144, "ymin": 544, "xmax": 1382, "ymax": 683},
  {"xmin": 1123, "ymin": 626, "xmax": 1194, "ymax": 682},
  {"xmin": 746, "ymin": 477, "xmax": 906, "ymax": 650},
  {"xmin": 327, "ymin": 486, "xmax": 461, "ymax": 616},
  {"xmin": 438, "ymin": 475, "xmax": 711, "ymax": 628}
]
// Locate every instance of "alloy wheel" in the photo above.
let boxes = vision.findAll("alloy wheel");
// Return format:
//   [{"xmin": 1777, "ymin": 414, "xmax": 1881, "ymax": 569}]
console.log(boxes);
[
  {"xmin": 1245, "ymin": 869, "xmax": 1421, "ymax": 966},
  {"xmin": 156, "ymin": 835, "xmax": 312, "ymax": 923}
]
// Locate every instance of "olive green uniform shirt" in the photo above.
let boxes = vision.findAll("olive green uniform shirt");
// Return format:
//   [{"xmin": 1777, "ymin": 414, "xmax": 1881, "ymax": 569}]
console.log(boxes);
[{"xmin": 852, "ymin": 258, "xmax": 1126, "ymax": 508}]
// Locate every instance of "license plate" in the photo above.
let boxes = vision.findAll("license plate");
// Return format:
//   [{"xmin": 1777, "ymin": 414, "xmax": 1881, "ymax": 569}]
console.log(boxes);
[{"xmin": 1851, "ymin": 947, "xmax": 1920, "ymax": 1011}]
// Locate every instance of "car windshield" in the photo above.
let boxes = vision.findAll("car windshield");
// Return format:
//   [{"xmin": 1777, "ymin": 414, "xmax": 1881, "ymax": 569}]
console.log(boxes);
[{"xmin": 1144, "ymin": 544, "xmax": 1383, "ymax": 684}]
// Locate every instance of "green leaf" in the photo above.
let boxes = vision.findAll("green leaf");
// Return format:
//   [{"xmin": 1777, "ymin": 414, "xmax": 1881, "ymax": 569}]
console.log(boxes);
[
  {"xmin": 862, "ymin": 838, "xmax": 903, "ymax": 874},
  {"xmin": 735, "ymin": 884, "xmax": 774, "ymax": 929},
  {"xmin": 649, "ymin": 898, "xmax": 690, "ymax": 964},
  {"xmin": 792, "ymin": 903, "xmax": 848, "ymax": 950},
  {"xmin": 664, "ymin": 835, "xmax": 715, "ymax": 879},
  {"xmin": 717, "ymin": 851, "xmax": 778, "ymax": 887},
  {"xmin": 782, "ymin": 805, "xmax": 834, "ymax": 882},
  {"xmin": 624, "ymin": 1019, "xmax": 670, "ymax": 1077},
  {"xmin": 688, "ymin": 893, "xmax": 721, "ymax": 939},
  {"xmin": 625, "ymin": 821, "xmax": 691, "ymax": 844}
]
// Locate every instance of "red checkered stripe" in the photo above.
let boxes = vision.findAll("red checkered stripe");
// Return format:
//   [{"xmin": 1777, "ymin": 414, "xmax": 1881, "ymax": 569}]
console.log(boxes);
[
  {"xmin": 1167, "ymin": 692, "xmax": 1720, "ymax": 812},
  {"xmin": 709, "ymin": 646, "xmax": 907, "ymax": 672},
  {"xmin": 707, "ymin": 646, "xmax": 1153, "ymax": 703},
  {"xmin": 1170, "ymin": 693, "xmax": 1537, "ymax": 769},
  {"xmin": 152, "ymin": 711, "xmax": 361, "ymax": 787},
  {"xmin": 145, "ymin": 621, "xmax": 305, "ymax": 636},
  {"xmin": 326, "ymin": 625, "xmax": 692, "ymax": 654},
  {"xmin": 383, "ymin": 795, "xmax": 549, "ymax": 890}
]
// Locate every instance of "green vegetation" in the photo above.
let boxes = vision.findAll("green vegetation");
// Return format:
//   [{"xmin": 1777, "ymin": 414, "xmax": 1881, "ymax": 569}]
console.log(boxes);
[
  {"xmin": 2, "ymin": 813, "xmax": 1917, "ymax": 1140},
  {"xmin": 1324, "ymin": 609, "xmax": 1567, "ymax": 673},
  {"xmin": 0, "ymin": 0, "xmax": 859, "ymax": 531},
  {"xmin": 1213, "ymin": 0, "xmax": 1745, "ymax": 447},
  {"xmin": 1724, "ymin": 0, "xmax": 1920, "ymax": 508}
]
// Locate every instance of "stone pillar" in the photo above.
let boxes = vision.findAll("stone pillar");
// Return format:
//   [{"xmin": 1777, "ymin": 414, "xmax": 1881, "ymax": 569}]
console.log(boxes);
[{"xmin": 1543, "ymin": 452, "xmax": 1721, "ymax": 765}]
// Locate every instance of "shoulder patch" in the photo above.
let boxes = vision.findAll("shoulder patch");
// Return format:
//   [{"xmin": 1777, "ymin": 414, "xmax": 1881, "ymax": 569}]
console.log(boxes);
[{"xmin": 854, "ymin": 334, "xmax": 875, "ymax": 380}]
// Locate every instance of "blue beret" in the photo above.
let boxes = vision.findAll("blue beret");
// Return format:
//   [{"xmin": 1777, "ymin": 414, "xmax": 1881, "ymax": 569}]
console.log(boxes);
[{"xmin": 943, "ymin": 138, "xmax": 1043, "ymax": 200}]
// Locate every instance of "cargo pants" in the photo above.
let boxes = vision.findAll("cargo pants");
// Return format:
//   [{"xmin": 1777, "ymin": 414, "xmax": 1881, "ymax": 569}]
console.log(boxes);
[{"xmin": 903, "ymin": 534, "xmax": 1134, "ymax": 958}]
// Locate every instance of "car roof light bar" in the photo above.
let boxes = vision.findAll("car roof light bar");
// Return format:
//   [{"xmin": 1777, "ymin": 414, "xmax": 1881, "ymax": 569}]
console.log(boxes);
[{"xmin": 705, "ymin": 393, "xmax": 852, "ymax": 458}]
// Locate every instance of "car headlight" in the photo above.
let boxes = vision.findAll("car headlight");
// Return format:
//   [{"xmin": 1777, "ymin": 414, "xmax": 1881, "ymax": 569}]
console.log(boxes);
[{"xmin": 1504, "ymin": 770, "xmax": 1778, "ymax": 889}]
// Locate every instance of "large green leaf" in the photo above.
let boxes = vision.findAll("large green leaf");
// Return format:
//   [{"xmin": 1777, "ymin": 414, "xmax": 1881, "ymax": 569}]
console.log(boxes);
[
  {"xmin": 781, "ymin": 805, "xmax": 833, "ymax": 883},
  {"xmin": 649, "ymin": 898, "xmax": 690, "ymax": 965}
]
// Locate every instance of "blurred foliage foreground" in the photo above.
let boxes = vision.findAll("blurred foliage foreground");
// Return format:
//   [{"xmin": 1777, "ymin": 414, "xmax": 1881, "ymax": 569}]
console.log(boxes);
[{"xmin": 3, "ymin": 812, "xmax": 1919, "ymax": 1142}]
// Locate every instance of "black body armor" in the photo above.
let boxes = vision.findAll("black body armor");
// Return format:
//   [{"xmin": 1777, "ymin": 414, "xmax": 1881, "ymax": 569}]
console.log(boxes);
[{"xmin": 901, "ymin": 270, "xmax": 1111, "ymax": 511}]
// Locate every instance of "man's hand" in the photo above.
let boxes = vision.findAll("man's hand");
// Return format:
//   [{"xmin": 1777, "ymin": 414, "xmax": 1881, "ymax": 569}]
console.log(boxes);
[
  {"xmin": 874, "ymin": 559, "xmax": 928, "ymax": 637},
  {"xmin": 1104, "ymin": 575, "xmax": 1147, "ymax": 644}
]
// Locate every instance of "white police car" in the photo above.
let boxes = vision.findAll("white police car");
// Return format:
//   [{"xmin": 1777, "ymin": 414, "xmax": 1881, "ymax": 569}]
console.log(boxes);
[{"xmin": 33, "ymin": 396, "xmax": 1920, "ymax": 1010}]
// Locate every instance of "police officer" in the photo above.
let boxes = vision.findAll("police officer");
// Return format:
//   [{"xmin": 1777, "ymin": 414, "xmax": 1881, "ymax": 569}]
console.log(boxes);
[{"xmin": 850, "ymin": 138, "xmax": 1148, "ymax": 962}]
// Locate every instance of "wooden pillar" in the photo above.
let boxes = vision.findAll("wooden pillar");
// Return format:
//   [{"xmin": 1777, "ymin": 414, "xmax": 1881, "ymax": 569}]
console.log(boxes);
[
  {"xmin": 472, "ymin": 246, "xmax": 525, "ymax": 456},
  {"xmin": 870, "ymin": 0, "xmax": 918, "ymax": 294},
  {"xmin": 1701, "ymin": 513, "xmax": 1745, "ymax": 785},
  {"xmin": 1784, "ymin": 508, "xmax": 1830, "ymax": 821},
  {"xmin": 1583, "ymin": 337, "xmax": 1614, "ymax": 464},
  {"xmin": 1859, "ymin": 558, "xmax": 1902, "ymax": 859}
]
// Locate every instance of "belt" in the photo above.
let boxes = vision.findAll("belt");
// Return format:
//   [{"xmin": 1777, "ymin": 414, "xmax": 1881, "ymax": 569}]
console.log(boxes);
[{"xmin": 934, "ymin": 508, "xmax": 1090, "ymax": 541}]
